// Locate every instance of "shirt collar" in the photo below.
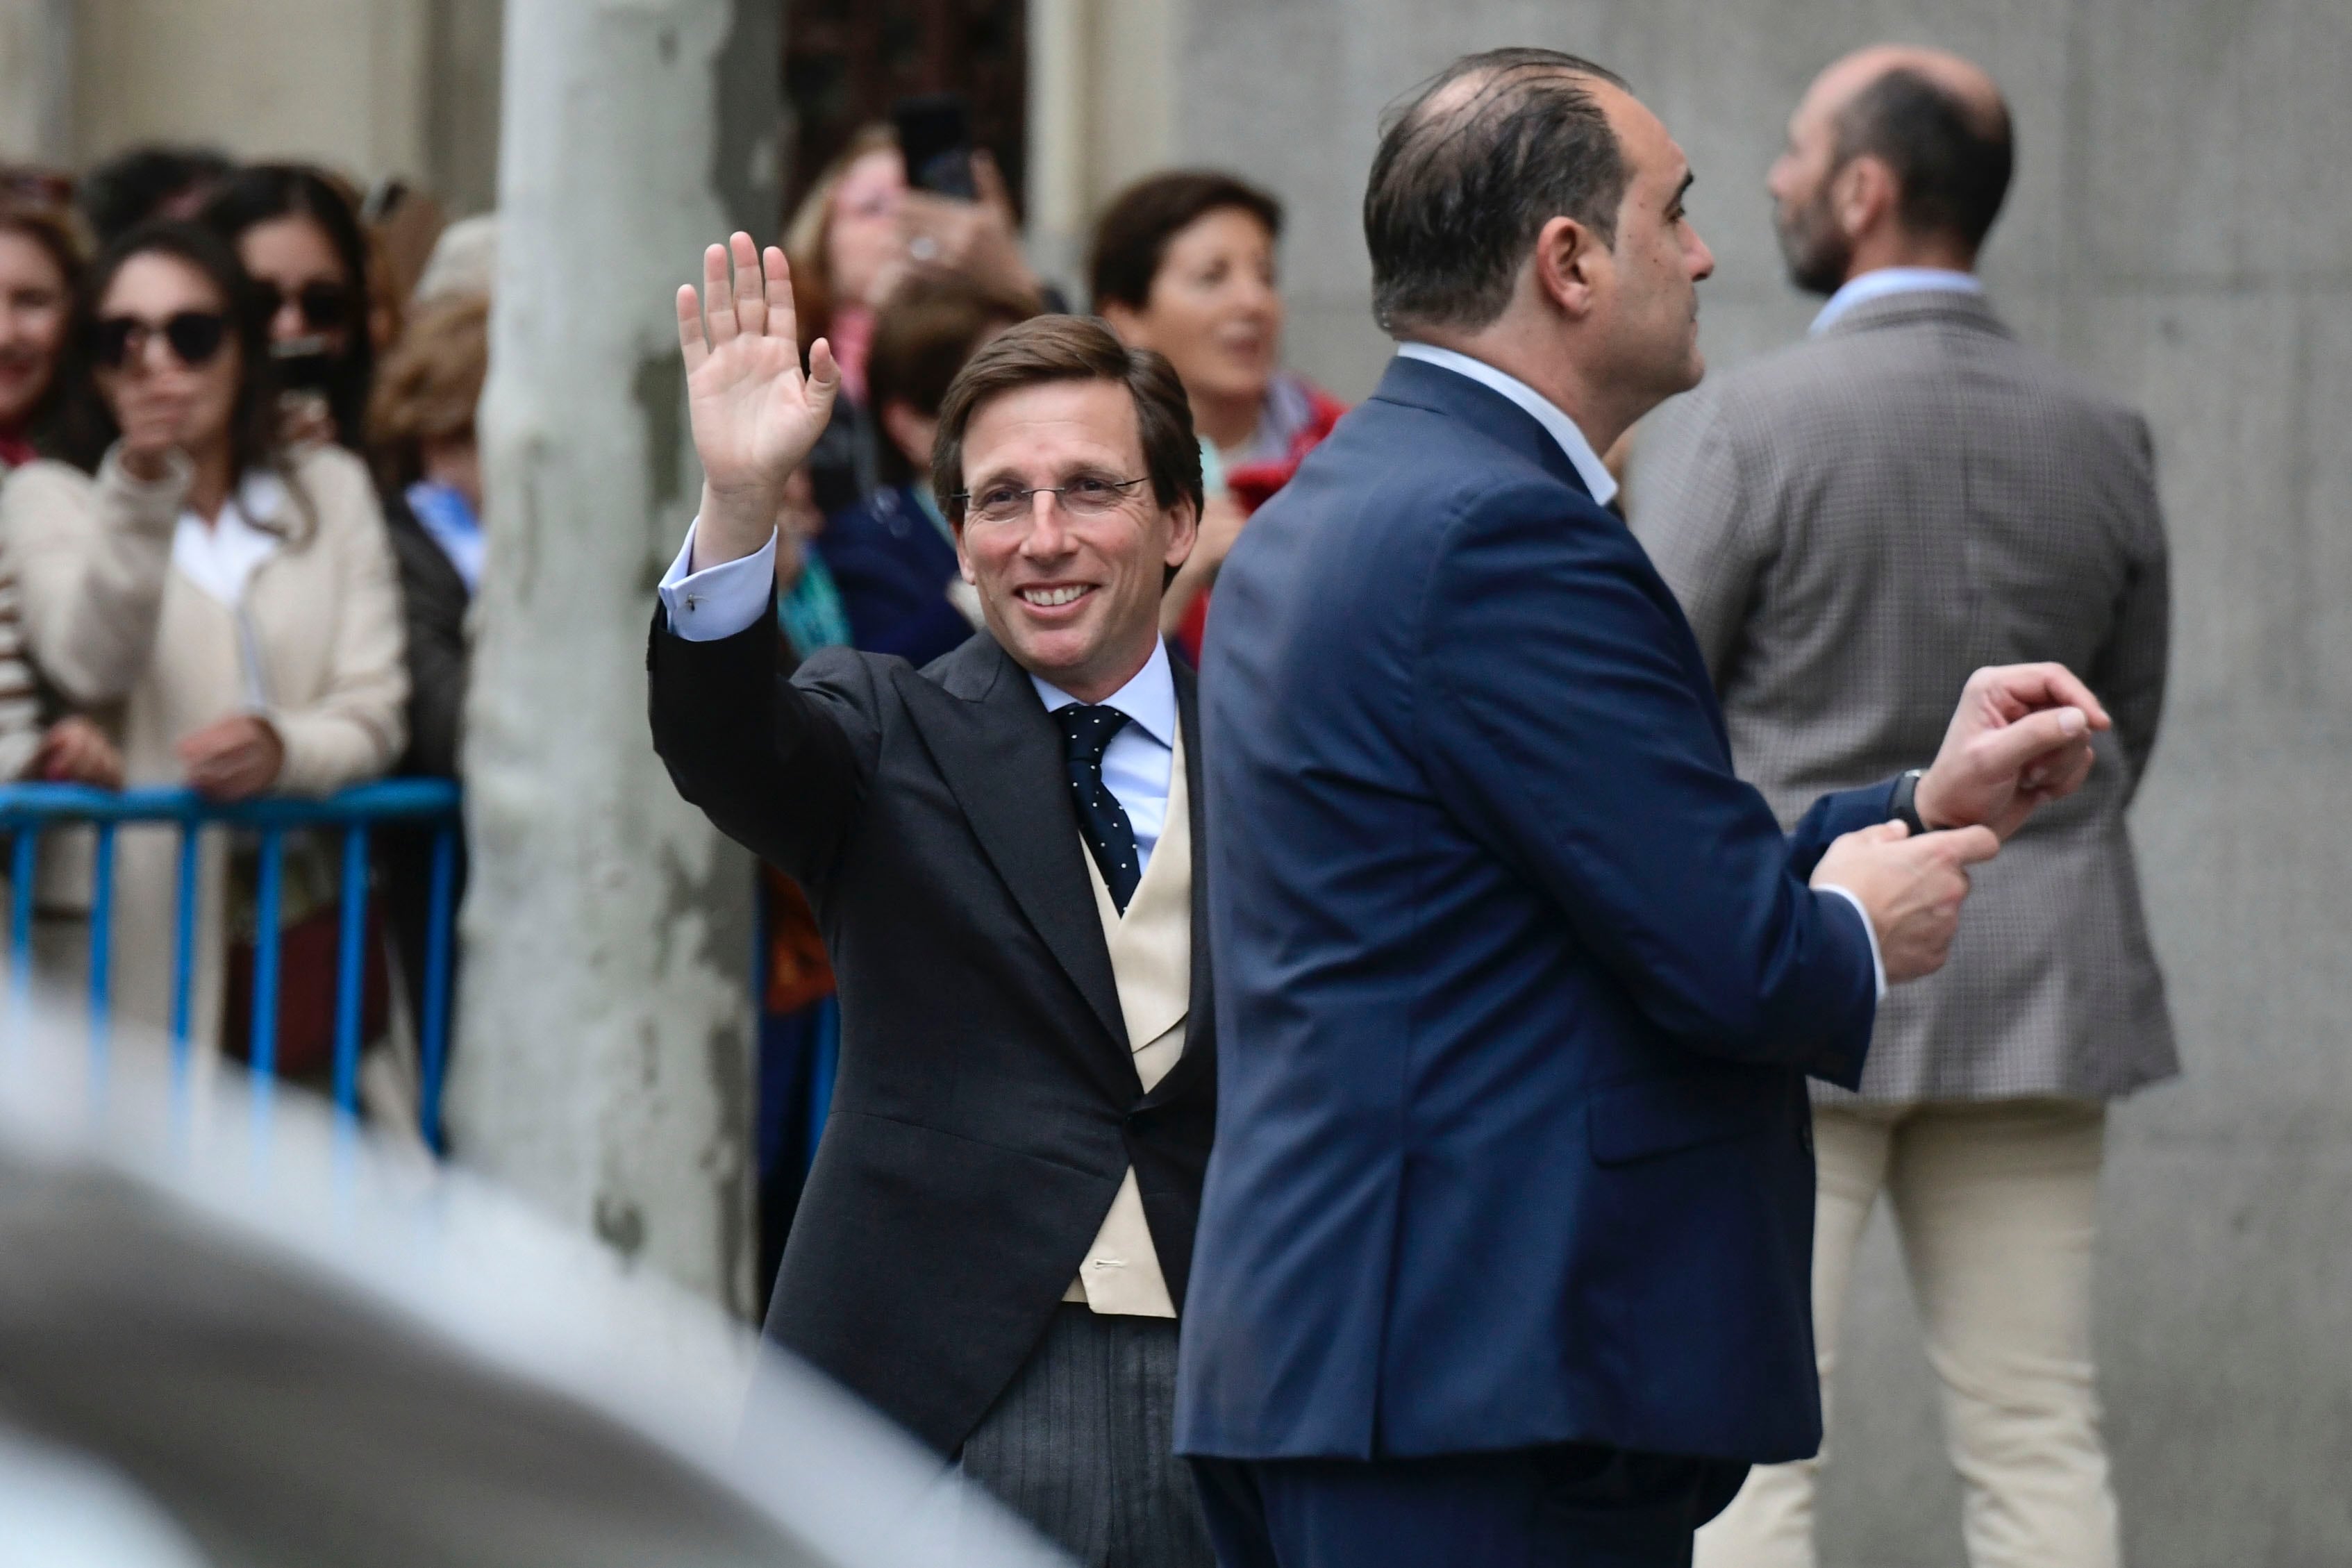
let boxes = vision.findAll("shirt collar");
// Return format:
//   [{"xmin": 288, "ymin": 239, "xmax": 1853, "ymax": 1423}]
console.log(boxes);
[
  {"xmin": 1810, "ymin": 267, "xmax": 1983, "ymax": 336},
  {"xmin": 1029, "ymin": 634, "xmax": 1178, "ymax": 749},
  {"xmin": 1394, "ymin": 342, "xmax": 1619, "ymax": 509}
]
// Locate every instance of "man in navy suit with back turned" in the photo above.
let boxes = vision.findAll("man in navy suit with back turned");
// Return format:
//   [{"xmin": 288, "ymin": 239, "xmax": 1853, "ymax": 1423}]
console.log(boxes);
[{"xmin": 1177, "ymin": 48, "xmax": 2116, "ymax": 1568}]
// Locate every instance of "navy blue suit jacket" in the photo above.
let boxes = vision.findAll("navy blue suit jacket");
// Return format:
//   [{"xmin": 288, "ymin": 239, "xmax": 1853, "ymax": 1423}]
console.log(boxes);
[
  {"xmin": 824, "ymin": 484, "xmax": 971, "ymax": 666},
  {"xmin": 1176, "ymin": 356, "xmax": 1894, "ymax": 1466}
]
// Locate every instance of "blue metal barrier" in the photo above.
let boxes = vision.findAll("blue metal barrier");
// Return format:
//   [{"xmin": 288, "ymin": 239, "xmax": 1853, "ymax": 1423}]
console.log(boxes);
[{"xmin": 0, "ymin": 779, "xmax": 462, "ymax": 1146}]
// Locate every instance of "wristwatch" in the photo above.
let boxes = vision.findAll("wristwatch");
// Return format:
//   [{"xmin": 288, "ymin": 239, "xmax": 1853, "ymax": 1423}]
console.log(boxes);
[{"xmin": 1889, "ymin": 768, "xmax": 1930, "ymax": 835}]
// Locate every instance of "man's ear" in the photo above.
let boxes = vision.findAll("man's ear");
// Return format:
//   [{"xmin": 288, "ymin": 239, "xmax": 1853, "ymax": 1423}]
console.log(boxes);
[
  {"xmin": 1163, "ymin": 496, "xmax": 1201, "ymax": 569},
  {"xmin": 1529, "ymin": 214, "xmax": 1605, "ymax": 321},
  {"xmin": 1832, "ymin": 154, "xmax": 1900, "ymax": 242}
]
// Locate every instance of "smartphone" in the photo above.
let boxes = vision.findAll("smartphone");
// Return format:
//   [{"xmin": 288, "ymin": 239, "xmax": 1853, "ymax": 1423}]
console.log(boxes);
[
  {"xmin": 892, "ymin": 94, "xmax": 978, "ymax": 201},
  {"xmin": 272, "ymin": 336, "xmax": 336, "ymax": 392}
]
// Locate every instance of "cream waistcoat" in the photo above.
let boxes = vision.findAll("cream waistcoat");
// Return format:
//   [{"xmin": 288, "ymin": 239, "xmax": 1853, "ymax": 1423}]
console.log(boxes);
[{"xmin": 1063, "ymin": 725, "xmax": 1190, "ymax": 1318}]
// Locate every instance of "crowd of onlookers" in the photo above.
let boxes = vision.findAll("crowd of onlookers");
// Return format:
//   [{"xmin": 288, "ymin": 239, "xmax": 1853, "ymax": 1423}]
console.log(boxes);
[
  {"xmin": 0, "ymin": 147, "xmax": 491, "ymax": 1119},
  {"xmin": 0, "ymin": 126, "xmax": 1338, "ymax": 1236}
]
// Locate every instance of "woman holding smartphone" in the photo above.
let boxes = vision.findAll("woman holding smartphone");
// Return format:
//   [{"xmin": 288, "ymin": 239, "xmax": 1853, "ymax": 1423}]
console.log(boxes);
[
  {"xmin": 0, "ymin": 220, "xmax": 405, "ymax": 1054},
  {"xmin": 201, "ymin": 164, "xmax": 379, "ymax": 453}
]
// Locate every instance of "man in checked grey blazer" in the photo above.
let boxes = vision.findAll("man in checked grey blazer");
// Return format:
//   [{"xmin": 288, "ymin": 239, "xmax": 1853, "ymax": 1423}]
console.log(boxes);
[{"xmin": 1632, "ymin": 46, "xmax": 2172, "ymax": 1568}]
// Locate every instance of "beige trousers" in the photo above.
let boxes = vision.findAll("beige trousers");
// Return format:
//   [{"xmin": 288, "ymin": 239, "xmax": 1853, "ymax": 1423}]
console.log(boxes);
[{"xmin": 1696, "ymin": 1099, "xmax": 2119, "ymax": 1568}]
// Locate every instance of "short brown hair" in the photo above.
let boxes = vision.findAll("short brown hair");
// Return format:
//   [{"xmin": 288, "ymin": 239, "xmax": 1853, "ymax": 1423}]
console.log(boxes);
[
  {"xmin": 867, "ymin": 274, "xmax": 1033, "ymax": 485},
  {"xmin": 934, "ymin": 315, "xmax": 1201, "ymax": 528},
  {"xmin": 367, "ymin": 292, "xmax": 488, "ymax": 489},
  {"xmin": 1087, "ymin": 171, "xmax": 1282, "ymax": 312}
]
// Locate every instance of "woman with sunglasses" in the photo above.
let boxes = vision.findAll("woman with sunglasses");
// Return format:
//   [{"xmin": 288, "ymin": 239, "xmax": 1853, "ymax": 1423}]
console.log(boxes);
[
  {"xmin": 201, "ymin": 164, "xmax": 378, "ymax": 454},
  {"xmin": 0, "ymin": 220, "xmax": 406, "ymax": 1055}
]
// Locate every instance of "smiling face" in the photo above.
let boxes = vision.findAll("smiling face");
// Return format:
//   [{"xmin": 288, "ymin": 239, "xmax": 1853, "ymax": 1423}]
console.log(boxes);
[
  {"xmin": 953, "ymin": 378, "xmax": 1196, "ymax": 701},
  {"xmin": 1106, "ymin": 206, "xmax": 1283, "ymax": 426},
  {"xmin": 93, "ymin": 251, "xmax": 242, "ymax": 460},
  {"xmin": 0, "ymin": 230, "xmax": 69, "ymax": 431}
]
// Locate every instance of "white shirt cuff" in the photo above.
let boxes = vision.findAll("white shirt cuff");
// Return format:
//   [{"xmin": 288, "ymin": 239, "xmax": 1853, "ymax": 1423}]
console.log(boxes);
[
  {"xmin": 1815, "ymin": 884, "xmax": 1888, "ymax": 1001},
  {"xmin": 656, "ymin": 517, "xmax": 776, "ymax": 642}
]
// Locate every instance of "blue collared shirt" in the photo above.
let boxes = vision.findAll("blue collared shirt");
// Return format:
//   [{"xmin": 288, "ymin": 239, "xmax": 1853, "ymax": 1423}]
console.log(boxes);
[
  {"xmin": 1810, "ymin": 267, "xmax": 1983, "ymax": 336},
  {"xmin": 1394, "ymin": 342, "xmax": 1620, "ymax": 510},
  {"xmin": 657, "ymin": 519, "xmax": 1179, "ymax": 873}
]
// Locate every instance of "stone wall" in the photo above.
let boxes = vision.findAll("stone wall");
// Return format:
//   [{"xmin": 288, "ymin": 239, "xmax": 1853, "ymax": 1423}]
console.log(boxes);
[{"xmin": 1175, "ymin": 2, "xmax": 2352, "ymax": 1562}]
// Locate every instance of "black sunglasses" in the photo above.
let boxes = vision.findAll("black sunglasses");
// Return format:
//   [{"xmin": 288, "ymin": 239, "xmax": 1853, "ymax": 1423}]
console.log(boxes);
[
  {"xmin": 91, "ymin": 311, "xmax": 229, "ymax": 370},
  {"xmin": 254, "ymin": 279, "xmax": 353, "ymax": 333}
]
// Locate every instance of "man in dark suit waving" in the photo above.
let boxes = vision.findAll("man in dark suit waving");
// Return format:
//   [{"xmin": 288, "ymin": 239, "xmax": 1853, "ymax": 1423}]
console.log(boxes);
[
  {"xmin": 651, "ymin": 235, "xmax": 1215, "ymax": 1567},
  {"xmin": 1177, "ymin": 49, "xmax": 2114, "ymax": 1568}
]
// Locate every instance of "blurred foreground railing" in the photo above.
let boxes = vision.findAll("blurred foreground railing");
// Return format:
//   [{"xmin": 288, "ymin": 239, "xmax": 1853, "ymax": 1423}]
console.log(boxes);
[{"xmin": 0, "ymin": 779, "xmax": 461, "ymax": 1146}]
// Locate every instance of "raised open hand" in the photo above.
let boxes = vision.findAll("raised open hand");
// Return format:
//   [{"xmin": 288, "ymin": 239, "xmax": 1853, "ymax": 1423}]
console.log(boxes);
[{"xmin": 675, "ymin": 231, "xmax": 839, "ymax": 567}]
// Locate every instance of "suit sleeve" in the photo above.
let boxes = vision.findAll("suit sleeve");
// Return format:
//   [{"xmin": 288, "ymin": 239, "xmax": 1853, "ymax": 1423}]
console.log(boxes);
[
  {"xmin": 647, "ymin": 605, "xmax": 883, "ymax": 889},
  {"xmin": 1419, "ymin": 486, "xmax": 1876, "ymax": 1083},
  {"xmin": 2085, "ymin": 415, "xmax": 2170, "ymax": 799},
  {"xmin": 1627, "ymin": 394, "xmax": 1776, "ymax": 685}
]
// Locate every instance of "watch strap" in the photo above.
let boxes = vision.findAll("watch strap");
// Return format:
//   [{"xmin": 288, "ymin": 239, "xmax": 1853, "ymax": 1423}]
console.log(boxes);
[{"xmin": 1890, "ymin": 768, "xmax": 1929, "ymax": 835}]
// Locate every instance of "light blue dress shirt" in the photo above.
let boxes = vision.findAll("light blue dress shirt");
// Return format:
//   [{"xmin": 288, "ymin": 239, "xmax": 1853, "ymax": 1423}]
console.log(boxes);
[
  {"xmin": 1810, "ymin": 267, "xmax": 1983, "ymax": 336},
  {"xmin": 658, "ymin": 519, "xmax": 1179, "ymax": 874},
  {"xmin": 1385, "ymin": 344, "xmax": 1885, "ymax": 998}
]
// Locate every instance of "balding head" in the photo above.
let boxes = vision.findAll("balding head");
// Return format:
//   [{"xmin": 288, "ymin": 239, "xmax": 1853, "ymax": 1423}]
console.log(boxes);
[
  {"xmin": 1769, "ymin": 45, "xmax": 2013, "ymax": 293},
  {"xmin": 1363, "ymin": 47, "xmax": 1630, "ymax": 334}
]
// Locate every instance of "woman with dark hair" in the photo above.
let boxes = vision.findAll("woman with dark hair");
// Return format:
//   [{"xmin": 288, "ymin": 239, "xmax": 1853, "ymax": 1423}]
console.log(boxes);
[
  {"xmin": 201, "ymin": 163, "xmax": 378, "ymax": 453},
  {"xmin": 0, "ymin": 219, "xmax": 406, "ymax": 1055},
  {"xmin": 1090, "ymin": 170, "xmax": 1345, "ymax": 661}
]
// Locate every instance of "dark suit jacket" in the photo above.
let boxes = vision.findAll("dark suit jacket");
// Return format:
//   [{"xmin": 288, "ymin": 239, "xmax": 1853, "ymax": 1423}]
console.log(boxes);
[
  {"xmin": 649, "ymin": 613, "xmax": 1217, "ymax": 1456},
  {"xmin": 821, "ymin": 483, "xmax": 971, "ymax": 667},
  {"xmin": 1176, "ymin": 356, "xmax": 1893, "ymax": 1467}
]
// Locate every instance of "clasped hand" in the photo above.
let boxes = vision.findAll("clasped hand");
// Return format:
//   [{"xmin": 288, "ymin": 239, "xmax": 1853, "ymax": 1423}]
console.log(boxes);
[{"xmin": 1814, "ymin": 662, "xmax": 2110, "ymax": 983}]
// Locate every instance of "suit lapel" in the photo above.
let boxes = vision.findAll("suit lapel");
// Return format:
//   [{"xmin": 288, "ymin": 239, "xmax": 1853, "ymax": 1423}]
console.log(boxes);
[{"xmin": 896, "ymin": 637, "xmax": 1131, "ymax": 1054}]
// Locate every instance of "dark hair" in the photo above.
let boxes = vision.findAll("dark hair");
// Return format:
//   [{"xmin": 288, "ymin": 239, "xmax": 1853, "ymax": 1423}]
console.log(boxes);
[
  {"xmin": 0, "ymin": 203, "xmax": 86, "ymax": 440},
  {"xmin": 1087, "ymin": 171, "xmax": 1283, "ymax": 312},
  {"xmin": 867, "ymin": 274, "xmax": 1035, "ymax": 486},
  {"xmin": 933, "ymin": 315, "xmax": 1201, "ymax": 528},
  {"xmin": 75, "ymin": 144, "xmax": 235, "ymax": 247},
  {"xmin": 199, "ymin": 163, "xmax": 376, "ymax": 452},
  {"xmin": 1833, "ymin": 67, "xmax": 2013, "ymax": 250},
  {"xmin": 47, "ymin": 219, "xmax": 281, "ymax": 485},
  {"xmin": 1364, "ymin": 48, "xmax": 1629, "ymax": 335}
]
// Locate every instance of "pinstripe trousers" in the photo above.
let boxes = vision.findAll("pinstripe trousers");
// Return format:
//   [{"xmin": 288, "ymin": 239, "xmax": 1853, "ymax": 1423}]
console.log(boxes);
[{"xmin": 958, "ymin": 1303, "xmax": 1213, "ymax": 1568}]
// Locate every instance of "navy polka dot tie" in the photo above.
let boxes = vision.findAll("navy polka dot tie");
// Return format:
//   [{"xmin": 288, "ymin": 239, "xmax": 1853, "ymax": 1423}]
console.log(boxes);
[{"xmin": 1056, "ymin": 703, "xmax": 1142, "ymax": 913}]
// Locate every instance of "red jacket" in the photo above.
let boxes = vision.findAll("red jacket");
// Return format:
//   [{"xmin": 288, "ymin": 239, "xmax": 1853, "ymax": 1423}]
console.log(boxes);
[{"xmin": 1176, "ymin": 383, "xmax": 1349, "ymax": 665}]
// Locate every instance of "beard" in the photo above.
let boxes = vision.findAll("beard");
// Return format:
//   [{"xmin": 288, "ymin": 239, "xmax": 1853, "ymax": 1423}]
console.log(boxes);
[{"xmin": 1774, "ymin": 183, "xmax": 1852, "ymax": 297}]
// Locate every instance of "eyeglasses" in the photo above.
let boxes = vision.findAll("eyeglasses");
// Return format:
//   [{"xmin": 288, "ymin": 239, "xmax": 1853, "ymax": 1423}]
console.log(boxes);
[
  {"xmin": 953, "ymin": 474, "xmax": 1149, "ymax": 526},
  {"xmin": 254, "ymin": 279, "xmax": 351, "ymax": 332},
  {"xmin": 90, "ymin": 311, "xmax": 228, "ymax": 370}
]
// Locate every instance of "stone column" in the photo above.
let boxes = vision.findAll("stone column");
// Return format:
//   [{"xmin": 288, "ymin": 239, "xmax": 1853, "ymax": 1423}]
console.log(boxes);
[{"xmin": 450, "ymin": 0, "xmax": 781, "ymax": 1316}]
